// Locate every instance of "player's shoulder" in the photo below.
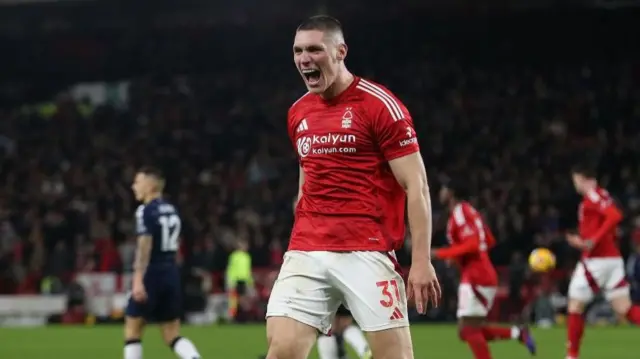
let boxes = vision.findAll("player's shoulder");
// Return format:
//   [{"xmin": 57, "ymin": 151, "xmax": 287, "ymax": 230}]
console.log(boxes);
[
  {"xmin": 288, "ymin": 92, "xmax": 313, "ymax": 115},
  {"xmin": 354, "ymin": 77, "xmax": 401, "ymax": 100},
  {"xmin": 451, "ymin": 202, "xmax": 479, "ymax": 225},
  {"xmin": 353, "ymin": 77, "xmax": 409, "ymax": 121},
  {"xmin": 156, "ymin": 199, "xmax": 178, "ymax": 214},
  {"xmin": 585, "ymin": 186, "xmax": 612, "ymax": 203},
  {"xmin": 143, "ymin": 199, "xmax": 177, "ymax": 217},
  {"xmin": 135, "ymin": 204, "xmax": 146, "ymax": 217}
]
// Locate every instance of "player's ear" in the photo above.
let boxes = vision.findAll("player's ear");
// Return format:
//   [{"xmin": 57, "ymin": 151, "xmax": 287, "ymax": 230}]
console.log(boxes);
[{"xmin": 336, "ymin": 43, "xmax": 347, "ymax": 61}]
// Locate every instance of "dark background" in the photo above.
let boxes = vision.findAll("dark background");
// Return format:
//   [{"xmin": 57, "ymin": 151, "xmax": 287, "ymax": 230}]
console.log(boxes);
[{"xmin": 0, "ymin": 1, "xmax": 639, "ymax": 320}]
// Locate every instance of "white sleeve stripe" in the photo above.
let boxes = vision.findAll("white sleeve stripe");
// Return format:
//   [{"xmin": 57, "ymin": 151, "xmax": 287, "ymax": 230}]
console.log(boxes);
[
  {"xmin": 135, "ymin": 205, "xmax": 145, "ymax": 219},
  {"xmin": 357, "ymin": 80, "xmax": 403, "ymax": 120},
  {"xmin": 587, "ymin": 189, "xmax": 601, "ymax": 203},
  {"xmin": 453, "ymin": 204, "xmax": 465, "ymax": 225},
  {"xmin": 357, "ymin": 80, "xmax": 403, "ymax": 121},
  {"xmin": 356, "ymin": 84, "xmax": 402, "ymax": 121},
  {"xmin": 359, "ymin": 79, "xmax": 403, "ymax": 113},
  {"xmin": 356, "ymin": 85, "xmax": 398, "ymax": 122}
]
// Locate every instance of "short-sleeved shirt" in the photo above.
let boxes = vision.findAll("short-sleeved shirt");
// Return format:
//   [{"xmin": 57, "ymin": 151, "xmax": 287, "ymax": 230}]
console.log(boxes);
[
  {"xmin": 288, "ymin": 77, "xmax": 420, "ymax": 251},
  {"xmin": 579, "ymin": 187, "xmax": 621, "ymax": 258}
]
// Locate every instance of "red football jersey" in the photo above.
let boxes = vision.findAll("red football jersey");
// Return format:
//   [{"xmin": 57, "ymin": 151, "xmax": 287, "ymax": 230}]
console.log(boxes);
[
  {"xmin": 446, "ymin": 202, "xmax": 498, "ymax": 286},
  {"xmin": 288, "ymin": 77, "xmax": 420, "ymax": 252},
  {"xmin": 578, "ymin": 187, "xmax": 621, "ymax": 258}
]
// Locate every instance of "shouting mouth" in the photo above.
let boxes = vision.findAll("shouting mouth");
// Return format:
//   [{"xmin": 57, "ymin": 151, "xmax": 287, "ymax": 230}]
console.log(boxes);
[{"xmin": 302, "ymin": 69, "xmax": 322, "ymax": 86}]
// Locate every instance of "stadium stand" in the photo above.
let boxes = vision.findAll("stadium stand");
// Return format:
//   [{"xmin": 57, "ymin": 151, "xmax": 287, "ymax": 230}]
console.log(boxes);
[{"xmin": 0, "ymin": 4, "xmax": 639, "ymax": 324}]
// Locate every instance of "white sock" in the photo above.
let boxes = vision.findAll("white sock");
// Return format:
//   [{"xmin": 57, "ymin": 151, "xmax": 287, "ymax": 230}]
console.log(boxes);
[
  {"xmin": 317, "ymin": 335, "xmax": 339, "ymax": 359},
  {"xmin": 510, "ymin": 326, "xmax": 520, "ymax": 339},
  {"xmin": 172, "ymin": 337, "xmax": 201, "ymax": 359},
  {"xmin": 343, "ymin": 325, "xmax": 370, "ymax": 357},
  {"xmin": 124, "ymin": 340, "xmax": 142, "ymax": 359}
]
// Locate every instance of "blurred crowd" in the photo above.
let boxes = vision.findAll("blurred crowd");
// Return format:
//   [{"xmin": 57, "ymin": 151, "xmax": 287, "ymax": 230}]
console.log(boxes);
[{"xmin": 0, "ymin": 9, "xmax": 639, "ymax": 319}]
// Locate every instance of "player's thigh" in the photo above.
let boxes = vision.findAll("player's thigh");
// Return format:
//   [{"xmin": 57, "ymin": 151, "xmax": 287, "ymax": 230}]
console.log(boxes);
[
  {"xmin": 602, "ymin": 258, "xmax": 631, "ymax": 301},
  {"xmin": 266, "ymin": 316, "xmax": 318, "ymax": 359},
  {"xmin": 456, "ymin": 284, "xmax": 496, "ymax": 319},
  {"xmin": 266, "ymin": 251, "xmax": 340, "ymax": 335},
  {"xmin": 125, "ymin": 296, "xmax": 149, "ymax": 339},
  {"xmin": 366, "ymin": 327, "xmax": 414, "ymax": 359},
  {"xmin": 330, "ymin": 251, "xmax": 409, "ymax": 332},
  {"xmin": 458, "ymin": 316, "xmax": 485, "ymax": 333},
  {"xmin": 159, "ymin": 319, "xmax": 181, "ymax": 345},
  {"xmin": 568, "ymin": 262, "xmax": 595, "ymax": 303},
  {"xmin": 333, "ymin": 306, "xmax": 353, "ymax": 333},
  {"xmin": 159, "ymin": 284, "xmax": 182, "ymax": 322}
]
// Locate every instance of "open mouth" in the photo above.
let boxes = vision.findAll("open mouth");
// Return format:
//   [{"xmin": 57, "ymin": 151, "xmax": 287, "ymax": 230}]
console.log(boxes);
[{"xmin": 302, "ymin": 69, "xmax": 322, "ymax": 86}]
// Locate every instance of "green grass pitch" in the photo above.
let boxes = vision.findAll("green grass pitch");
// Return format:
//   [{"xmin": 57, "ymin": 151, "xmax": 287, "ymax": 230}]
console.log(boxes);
[{"xmin": 0, "ymin": 324, "xmax": 636, "ymax": 358}]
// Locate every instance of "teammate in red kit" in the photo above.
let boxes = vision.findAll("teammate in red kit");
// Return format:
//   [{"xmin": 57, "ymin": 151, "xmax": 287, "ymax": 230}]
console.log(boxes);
[
  {"xmin": 434, "ymin": 179, "xmax": 536, "ymax": 359},
  {"xmin": 565, "ymin": 163, "xmax": 640, "ymax": 359},
  {"xmin": 264, "ymin": 15, "xmax": 441, "ymax": 359}
]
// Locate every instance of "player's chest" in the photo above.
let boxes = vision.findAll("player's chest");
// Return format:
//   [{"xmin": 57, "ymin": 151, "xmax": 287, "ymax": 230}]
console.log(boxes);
[
  {"xmin": 578, "ymin": 203, "xmax": 602, "ymax": 226},
  {"xmin": 293, "ymin": 106, "xmax": 375, "ymax": 160}
]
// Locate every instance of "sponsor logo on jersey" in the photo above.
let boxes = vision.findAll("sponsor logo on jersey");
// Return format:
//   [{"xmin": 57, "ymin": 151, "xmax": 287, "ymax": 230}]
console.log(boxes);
[
  {"xmin": 297, "ymin": 133, "xmax": 357, "ymax": 157},
  {"xmin": 399, "ymin": 126, "xmax": 417, "ymax": 147},
  {"xmin": 296, "ymin": 119, "xmax": 308, "ymax": 133},
  {"xmin": 399, "ymin": 138, "xmax": 417, "ymax": 147}
]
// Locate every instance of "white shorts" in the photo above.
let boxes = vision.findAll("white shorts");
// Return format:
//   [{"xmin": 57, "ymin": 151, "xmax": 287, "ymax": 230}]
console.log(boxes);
[
  {"xmin": 568, "ymin": 257, "xmax": 629, "ymax": 301},
  {"xmin": 456, "ymin": 283, "xmax": 497, "ymax": 318},
  {"xmin": 266, "ymin": 250, "xmax": 409, "ymax": 334}
]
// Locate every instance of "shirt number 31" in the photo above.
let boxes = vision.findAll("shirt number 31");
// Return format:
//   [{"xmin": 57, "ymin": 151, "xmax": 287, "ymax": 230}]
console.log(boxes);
[{"xmin": 376, "ymin": 279, "xmax": 400, "ymax": 308}]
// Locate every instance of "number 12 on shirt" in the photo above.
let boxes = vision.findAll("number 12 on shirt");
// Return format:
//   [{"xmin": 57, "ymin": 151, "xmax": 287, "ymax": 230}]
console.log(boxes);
[{"xmin": 158, "ymin": 214, "xmax": 181, "ymax": 252}]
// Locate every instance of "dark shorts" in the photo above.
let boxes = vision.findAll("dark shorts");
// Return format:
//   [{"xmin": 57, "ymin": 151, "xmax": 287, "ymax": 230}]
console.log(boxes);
[
  {"xmin": 235, "ymin": 280, "xmax": 247, "ymax": 296},
  {"xmin": 126, "ymin": 266, "xmax": 182, "ymax": 322},
  {"xmin": 336, "ymin": 305, "xmax": 351, "ymax": 317}
]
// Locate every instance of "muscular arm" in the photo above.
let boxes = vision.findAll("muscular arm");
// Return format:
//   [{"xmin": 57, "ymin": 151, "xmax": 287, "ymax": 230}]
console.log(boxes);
[
  {"xmin": 436, "ymin": 240, "xmax": 479, "ymax": 259},
  {"xmin": 389, "ymin": 152, "xmax": 432, "ymax": 261},
  {"xmin": 133, "ymin": 235, "xmax": 153, "ymax": 282},
  {"xmin": 590, "ymin": 204, "xmax": 623, "ymax": 244}
]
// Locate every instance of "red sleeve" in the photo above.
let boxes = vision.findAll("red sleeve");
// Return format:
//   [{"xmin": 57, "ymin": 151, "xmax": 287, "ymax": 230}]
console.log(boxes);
[
  {"xmin": 435, "ymin": 238, "xmax": 479, "ymax": 259},
  {"xmin": 586, "ymin": 190, "xmax": 624, "ymax": 243},
  {"xmin": 370, "ymin": 92, "xmax": 420, "ymax": 161},
  {"xmin": 484, "ymin": 223, "xmax": 497, "ymax": 249},
  {"xmin": 287, "ymin": 107, "xmax": 297, "ymax": 148},
  {"xmin": 288, "ymin": 92, "xmax": 311, "ymax": 153},
  {"xmin": 288, "ymin": 106, "xmax": 309, "ymax": 162}
]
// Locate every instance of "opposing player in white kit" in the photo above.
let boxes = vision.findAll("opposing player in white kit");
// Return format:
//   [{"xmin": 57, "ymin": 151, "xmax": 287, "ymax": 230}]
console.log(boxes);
[
  {"xmin": 265, "ymin": 15, "xmax": 441, "ymax": 359},
  {"xmin": 565, "ymin": 164, "xmax": 640, "ymax": 359}
]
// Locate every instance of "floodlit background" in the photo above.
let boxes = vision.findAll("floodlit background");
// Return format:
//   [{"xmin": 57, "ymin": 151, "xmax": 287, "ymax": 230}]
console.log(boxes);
[{"xmin": 0, "ymin": 0, "xmax": 639, "ymax": 358}]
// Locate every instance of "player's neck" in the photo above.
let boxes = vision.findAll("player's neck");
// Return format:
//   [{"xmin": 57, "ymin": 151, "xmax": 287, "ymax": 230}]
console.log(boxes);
[
  {"xmin": 448, "ymin": 200, "xmax": 460, "ymax": 211},
  {"xmin": 581, "ymin": 183, "xmax": 597, "ymax": 194},
  {"xmin": 321, "ymin": 69, "xmax": 354, "ymax": 100},
  {"xmin": 143, "ymin": 193, "xmax": 162, "ymax": 204}
]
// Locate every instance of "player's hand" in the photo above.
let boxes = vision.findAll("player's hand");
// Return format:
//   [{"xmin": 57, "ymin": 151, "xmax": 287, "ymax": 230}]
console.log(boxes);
[
  {"xmin": 132, "ymin": 281, "xmax": 147, "ymax": 302},
  {"xmin": 407, "ymin": 259, "xmax": 441, "ymax": 314},
  {"xmin": 566, "ymin": 234, "xmax": 588, "ymax": 250}
]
